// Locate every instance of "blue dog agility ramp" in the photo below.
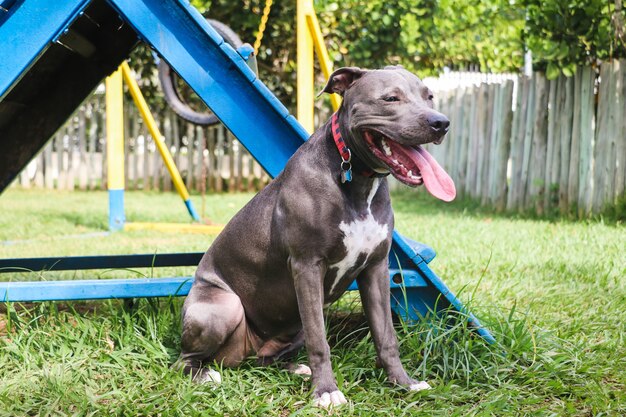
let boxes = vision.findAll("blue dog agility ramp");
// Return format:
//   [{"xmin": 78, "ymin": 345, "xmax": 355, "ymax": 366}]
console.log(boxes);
[{"xmin": 0, "ymin": 0, "xmax": 494, "ymax": 343}]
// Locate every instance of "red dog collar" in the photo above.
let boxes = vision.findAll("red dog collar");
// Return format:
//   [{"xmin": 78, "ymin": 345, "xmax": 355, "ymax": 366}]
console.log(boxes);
[
  {"xmin": 331, "ymin": 113, "xmax": 389, "ymax": 182},
  {"xmin": 331, "ymin": 113, "xmax": 353, "ymax": 183}
]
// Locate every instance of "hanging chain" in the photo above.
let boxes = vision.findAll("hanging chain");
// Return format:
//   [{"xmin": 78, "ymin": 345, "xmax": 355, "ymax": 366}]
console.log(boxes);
[{"xmin": 253, "ymin": 0, "xmax": 273, "ymax": 55}]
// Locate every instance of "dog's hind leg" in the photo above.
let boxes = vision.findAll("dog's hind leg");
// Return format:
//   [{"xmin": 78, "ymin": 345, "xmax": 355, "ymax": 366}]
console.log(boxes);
[{"xmin": 177, "ymin": 279, "xmax": 256, "ymax": 383}]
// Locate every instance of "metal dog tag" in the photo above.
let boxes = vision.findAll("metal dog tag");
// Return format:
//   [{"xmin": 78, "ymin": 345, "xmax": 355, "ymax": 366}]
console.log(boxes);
[{"xmin": 341, "ymin": 168, "xmax": 352, "ymax": 183}]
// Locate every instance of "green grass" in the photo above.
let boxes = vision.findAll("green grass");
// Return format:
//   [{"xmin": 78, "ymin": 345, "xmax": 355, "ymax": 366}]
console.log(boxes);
[{"xmin": 1, "ymin": 188, "xmax": 624, "ymax": 416}]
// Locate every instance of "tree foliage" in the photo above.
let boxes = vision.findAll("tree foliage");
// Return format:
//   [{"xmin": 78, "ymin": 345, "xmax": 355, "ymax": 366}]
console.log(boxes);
[
  {"xmin": 317, "ymin": 0, "xmax": 432, "ymax": 69},
  {"xmin": 522, "ymin": 0, "xmax": 626, "ymax": 78},
  {"xmin": 410, "ymin": 0, "xmax": 526, "ymax": 73},
  {"xmin": 127, "ymin": 1, "xmax": 626, "ymax": 111}
]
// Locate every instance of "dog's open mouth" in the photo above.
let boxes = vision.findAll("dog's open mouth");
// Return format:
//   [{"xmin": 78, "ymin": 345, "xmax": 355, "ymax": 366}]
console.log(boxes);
[{"xmin": 363, "ymin": 130, "xmax": 456, "ymax": 202}]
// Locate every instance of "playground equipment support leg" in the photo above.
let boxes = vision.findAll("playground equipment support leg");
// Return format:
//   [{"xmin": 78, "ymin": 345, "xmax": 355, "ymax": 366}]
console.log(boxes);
[
  {"xmin": 106, "ymin": 68, "xmax": 125, "ymax": 231},
  {"xmin": 120, "ymin": 62, "xmax": 200, "ymax": 222},
  {"xmin": 297, "ymin": 0, "xmax": 314, "ymax": 133},
  {"xmin": 305, "ymin": 12, "xmax": 341, "ymax": 111}
]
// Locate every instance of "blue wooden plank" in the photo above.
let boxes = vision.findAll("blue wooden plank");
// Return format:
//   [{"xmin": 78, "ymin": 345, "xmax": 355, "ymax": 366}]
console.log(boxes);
[
  {"xmin": 346, "ymin": 269, "xmax": 427, "ymax": 291},
  {"xmin": 0, "ymin": 268, "xmax": 425, "ymax": 302},
  {"xmin": 391, "ymin": 230, "xmax": 437, "ymax": 265},
  {"xmin": 1, "ymin": 277, "xmax": 194, "ymax": 302}
]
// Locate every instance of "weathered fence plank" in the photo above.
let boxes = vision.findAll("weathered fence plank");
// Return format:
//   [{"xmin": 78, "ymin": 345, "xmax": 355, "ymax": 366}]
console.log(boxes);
[
  {"xmin": 493, "ymin": 80, "xmax": 514, "ymax": 211},
  {"xmin": 458, "ymin": 89, "xmax": 472, "ymax": 192},
  {"xmin": 227, "ymin": 131, "xmax": 236, "ymax": 193},
  {"xmin": 88, "ymin": 99, "xmax": 100, "ymax": 190},
  {"xmin": 485, "ymin": 83, "xmax": 501, "ymax": 205},
  {"xmin": 124, "ymin": 105, "xmax": 132, "ymax": 189},
  {"xmin": 447, "ymin": 88, "xmax": 463, "ymax": 184},
  {"xmin": 185, "ymin": 123, "xmax": 194, "ymax": 191},
  {"xmin": 616, "ymin": 60, "xmax": 626, "ymax": 201},
  {"xmin": 77, "ymin": 107, "xmax": 88, "ymax": 190},
  {"xmin": 578, "ymin": 66, "xmax": 595, "ymax": 216},
  {"xmin": 44, "ymin": 137, "xmax": 54, "ymax": 189},
  {"xmin": 558, "ymin": 75, "xmax": 574, "ymax": 214},
  {"xmin": 507, "ymin": 76, "xmax": 529, "ymax": 210},
  {"xmin": 544, "ymin": 77, "xmax": 558, "ymax": 212},
  {"xmin": 140, "ymin": 119, "xmax": 149, "ymax": 191},
  {"xmin": 215, "ymin": 125, "xmax": 225, "ymax": 193},
  {"xmin": 476, "ymin": 84, "xmax": 495, "ymax": 201},
  {"xmin": 529, "ymin": 73, "xmax": 549, "ymax": 215},
  {"xmin": 466, "ymin": 85, "xmax": 483, "ymax": 197},
  {"xmin": 567, "ymin": 67, "xmax": 583, "ymax": 208},
  {"xmin": 34, "ymin": 151, "xmax": 44, "ymax": 188},
  {"xmin": 606, "ymin": 60, "xmax": 623, "ymax": 205},
  {"xmin": 520, "ymin": 74, "xmax": 537, "ymax": 211},
  {"xmin": 592, "ymin": 64, "xmax": 612, "ymax": 213}
]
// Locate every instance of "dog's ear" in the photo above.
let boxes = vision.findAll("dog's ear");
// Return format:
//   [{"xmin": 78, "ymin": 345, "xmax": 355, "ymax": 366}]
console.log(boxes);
[{"xmin": 318, "ymin": 67, "xmax": 366, "ymax": 97}]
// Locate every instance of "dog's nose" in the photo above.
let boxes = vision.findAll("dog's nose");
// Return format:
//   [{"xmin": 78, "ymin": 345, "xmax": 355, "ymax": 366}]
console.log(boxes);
[{"xmin": 428, "ymin": 114, "xmax": 450, "ymax": 133}]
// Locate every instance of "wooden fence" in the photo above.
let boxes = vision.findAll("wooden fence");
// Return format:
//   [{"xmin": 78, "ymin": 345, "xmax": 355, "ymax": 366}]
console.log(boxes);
[
  {"xmin": 422, "ymin": 62, "xmax": 626, "ymax": 216},
  {"xmin": 13, "ymin": 64, "xmax": 625, "ymax": 216},
  {"xmin": 14, "ymin": 94, "xmax": 271, "ymax": 193}
]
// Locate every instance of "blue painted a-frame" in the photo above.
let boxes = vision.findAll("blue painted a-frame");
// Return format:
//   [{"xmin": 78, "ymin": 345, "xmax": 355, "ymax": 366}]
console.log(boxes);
[{"xmin": 0, "ymin": 0, "xmax": 494, "ymax": 343}]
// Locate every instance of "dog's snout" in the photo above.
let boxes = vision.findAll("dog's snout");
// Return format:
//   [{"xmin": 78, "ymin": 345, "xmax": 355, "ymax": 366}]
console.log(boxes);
[{"xmin": 427, "ymin": 114, "xmax": 450, "ymax": 133}]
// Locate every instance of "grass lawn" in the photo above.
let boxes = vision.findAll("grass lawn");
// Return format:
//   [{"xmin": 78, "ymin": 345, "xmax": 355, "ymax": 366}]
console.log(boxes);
[{"xmin": 0, "ymin": 188, "xmax": 624, "ymax": 416}]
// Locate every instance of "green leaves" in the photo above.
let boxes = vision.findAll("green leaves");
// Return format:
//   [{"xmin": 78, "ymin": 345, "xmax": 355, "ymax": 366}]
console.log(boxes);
[
  {"xmin": 546, "ymin": 62, "xmax": 560, "ymax": 80},
  {"xmin": 523, "ymin": 0, "xmax": 625, "ymax": 77}
]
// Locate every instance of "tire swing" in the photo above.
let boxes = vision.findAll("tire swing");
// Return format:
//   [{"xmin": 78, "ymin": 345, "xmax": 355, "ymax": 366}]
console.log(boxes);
[{"xmin": 158, "ymin": 19, "xmax": 244, "ymax": 126}]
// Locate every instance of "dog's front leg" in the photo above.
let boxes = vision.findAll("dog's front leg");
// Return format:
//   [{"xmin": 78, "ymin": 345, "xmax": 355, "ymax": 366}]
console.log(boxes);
[
  {"xmin": 357, "ymin": 261, "xmax": 431, "ymax": 391},
  {"xmin": 290, "ymin": 258, "xmax": 347, "ymax": 408}
]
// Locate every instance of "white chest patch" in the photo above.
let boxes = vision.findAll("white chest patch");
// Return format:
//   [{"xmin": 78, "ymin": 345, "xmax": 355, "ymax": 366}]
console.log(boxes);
[{"xmin": 328, "ymin": 179, "xmax": 388, "ymax": 295}]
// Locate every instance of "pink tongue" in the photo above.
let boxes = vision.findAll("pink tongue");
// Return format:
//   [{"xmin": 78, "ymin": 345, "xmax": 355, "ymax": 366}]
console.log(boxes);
[{"xmin": 412, "ymin": 146, "xmax": 456, "ymax": 202}]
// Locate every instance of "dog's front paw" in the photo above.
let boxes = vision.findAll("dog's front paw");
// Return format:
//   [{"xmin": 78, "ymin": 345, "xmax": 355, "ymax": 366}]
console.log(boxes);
[
  {"xmin": 389, "ymin": 372, "xmax": 432, "ymax": 392},
  {"xmin": 313, "ymin": 390, "xmax": 347, "ymax": 408},
  {"xmin": 409, "ymin": 380, "xmax": 431, "ymax": 391}
]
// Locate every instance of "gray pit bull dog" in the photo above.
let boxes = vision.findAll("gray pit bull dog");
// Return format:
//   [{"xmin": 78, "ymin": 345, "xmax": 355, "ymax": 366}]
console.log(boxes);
[{"xmin": 178, "ymin": 66, "xmax": 455, "ymax": 407}]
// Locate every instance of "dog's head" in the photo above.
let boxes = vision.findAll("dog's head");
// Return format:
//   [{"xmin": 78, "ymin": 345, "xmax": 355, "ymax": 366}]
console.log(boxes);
[{"xmin": 322, "ymin": 66, "xmax": 456, "ymax": 202}]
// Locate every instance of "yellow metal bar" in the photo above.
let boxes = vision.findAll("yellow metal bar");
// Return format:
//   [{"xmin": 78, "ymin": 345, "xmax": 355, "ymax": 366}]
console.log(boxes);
[
  {"xmin": 120, "ymin": 62, "xmax": 191, "ymax": 203},
  {"xmin": 306, "ymin": 12, "xmax": 341, "ymax": 111},
  {"xmin": 105, "ymin": 68, "xmax": 125, "ymax": 191},
  {"xmin": 125, "ymin": 222, "xmax": 224, "ymax": 234},
  {"xmin": 297, "ymin": 0, "xmax": 315, "ymax": 133}
]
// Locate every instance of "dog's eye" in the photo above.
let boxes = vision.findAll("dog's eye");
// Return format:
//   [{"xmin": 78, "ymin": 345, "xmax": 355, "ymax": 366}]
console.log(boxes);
[
  {"xmin": 428, "ymin": 94, "xmax": 434, "ymax": 101},
  {"xmin": 383, "ymin": 96, "xmax": 400, "ymax": 102}
]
